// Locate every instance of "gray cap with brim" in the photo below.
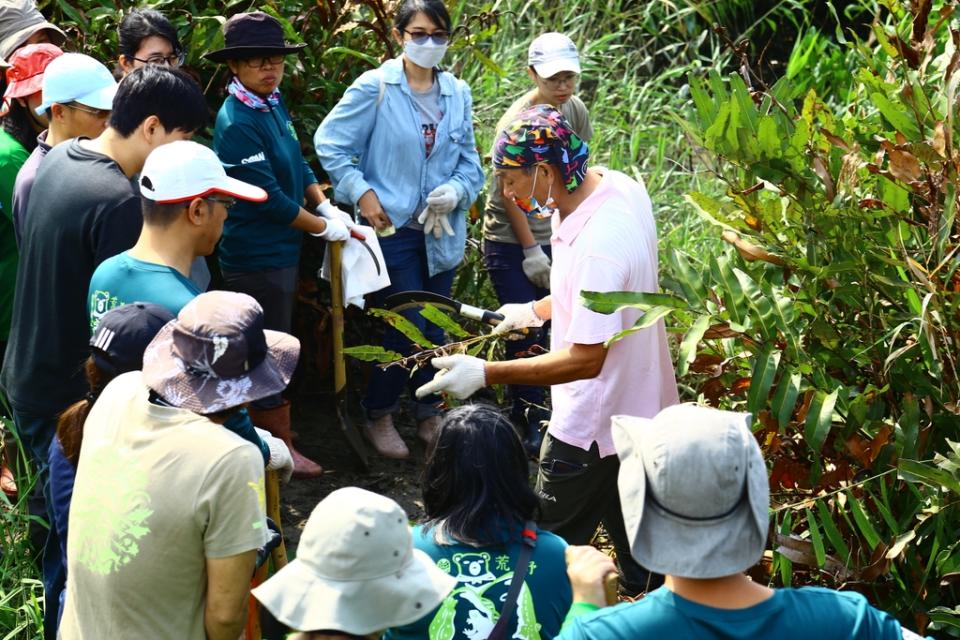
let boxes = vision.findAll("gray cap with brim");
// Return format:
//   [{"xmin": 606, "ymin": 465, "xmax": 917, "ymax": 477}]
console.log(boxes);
[{"xmin": 612, "ymin": 404, "xmax": 770, "ymax": 579}]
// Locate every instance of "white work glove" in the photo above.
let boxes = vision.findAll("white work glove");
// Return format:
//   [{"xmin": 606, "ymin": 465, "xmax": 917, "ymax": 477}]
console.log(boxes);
[
  {"xmin": 311, "ymin": 216, "xmax": 350, "ymax": 242},
  {"xmin": 521, "ymin": 245, "xmax": 551, "ymax": 289},
  {"xmin": 426, "ymin": 183, "xmax": 459, "ymax": 215},
  {"xmin": 316, "ymin": 200, "xmax": 354, "ymax": 227},
  {"xmin": 254, "ymin": 427, "xmax": 294, "ymax": 483},
  {"xmin": 491, "ymin": 301, "xmax": 545, "ymax": 336},
  {"xmin": 417, "ymin": 206, "xmax": 455, "ymax": 240},
  {"xmin": 415, "ymin": 354, "xmax": 487, "ymax": 400}
]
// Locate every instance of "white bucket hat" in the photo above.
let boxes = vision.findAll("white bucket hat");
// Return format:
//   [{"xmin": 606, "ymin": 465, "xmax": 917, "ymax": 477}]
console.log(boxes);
[
  {"xmin": 612, "ymin": 404, "xmax": 770, "ymax": 579},
  {"xmin": 253, "ymin": 487, "xmax": 455, "ymax": 635}
]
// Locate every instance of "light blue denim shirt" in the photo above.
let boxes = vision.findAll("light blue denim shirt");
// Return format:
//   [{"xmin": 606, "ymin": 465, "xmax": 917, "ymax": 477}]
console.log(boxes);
[{"xmin": 314, "ymin": 57, "xmax": 484, "ymax": 276}]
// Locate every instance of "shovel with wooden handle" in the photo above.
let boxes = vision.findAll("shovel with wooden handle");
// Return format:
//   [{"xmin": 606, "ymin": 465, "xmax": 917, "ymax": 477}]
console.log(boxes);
[
  {"xmin": 265, "ymin": 470, "xmax": 287, "ymax": 570},
  {"xmin": 330, "ymin": 241, "xmax": 370, "ymax": 470},
  {"xmin": 245, "ymin": 471, "xmax": 286, "ymax": 640}
]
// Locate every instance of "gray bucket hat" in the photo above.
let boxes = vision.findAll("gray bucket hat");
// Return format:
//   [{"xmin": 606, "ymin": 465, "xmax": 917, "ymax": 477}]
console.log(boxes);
[
  {"xmin": 253, "ymin": 487, "xmax": 455, "ymax": 634},
  {"xmin": 612, "ymin": 404, "xmax": 770, "ymax": 579},
  {"xmin": 142, "ymin": 291, "xmax": 299, "ymax": 414},
  {"xmin": 0, "ymin": 0, "xmax": 66, "ymax": 61}
]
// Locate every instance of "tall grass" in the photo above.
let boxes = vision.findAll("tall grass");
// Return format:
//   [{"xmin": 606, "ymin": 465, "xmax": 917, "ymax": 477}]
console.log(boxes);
[
  {"xmin": 444, "ymin": 0, "xmax": 831, "ymax": 300},
  {"xmin": 0, "ymin": 408, "xmax": 44, "ymax": 640},
  {"xmin": 445, "ymin": 0, "xmax": 748, "ymax": 307}
]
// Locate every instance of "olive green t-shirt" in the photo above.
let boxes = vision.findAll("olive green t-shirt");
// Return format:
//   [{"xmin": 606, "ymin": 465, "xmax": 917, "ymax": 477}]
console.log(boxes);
[{"xmin": 482, "ymin": 90, "xmax": 593, "ymax": 245}]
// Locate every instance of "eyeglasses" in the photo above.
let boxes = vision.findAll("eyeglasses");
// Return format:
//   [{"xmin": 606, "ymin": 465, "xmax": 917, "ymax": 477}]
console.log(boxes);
[
  {"xmin": 205, "ymin": 196, "xmax": 236, "ymax": 210},
  {"xmin": 131, "ymin": 52, "xmax": 185, "ymax": 67},
  {"xmin": 241, "ymin": 55, "xmax": 285, "ymax": 69},
  {"xmin": 64, "ymin": 103, "xmax": 110, "ymax": 119},
  {"xmin": 403, "ymin": 29, "xmax": 450, "ymax": 45},
  {"xmin": 539, "ymin": 72, "xmax": 579, "ymax": 89}
]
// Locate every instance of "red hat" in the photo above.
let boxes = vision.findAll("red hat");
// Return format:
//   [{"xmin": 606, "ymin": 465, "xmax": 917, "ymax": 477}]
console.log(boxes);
[{"xmin": 3, "ymin": 42, "xmax": 62, "ymax": 101}]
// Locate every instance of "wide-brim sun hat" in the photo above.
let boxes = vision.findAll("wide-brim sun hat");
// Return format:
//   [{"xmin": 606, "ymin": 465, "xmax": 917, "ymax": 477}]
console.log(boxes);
[
  {"xmin": 253, "ymin": 487, "xmax": 456, "ymax": 634},
  {"xmin": 141, "ymin": 291, "xmax": 299, "ymax": 414},
  {"xmin": 35, "ymin": 52, "xmax": 117, "ymax": 115},
  {"xmin": 0, "ymin": 0, "xmax": 66, "ymax": 61},
  {"xmin": 202, "ymin": 11, "xmax": 305, "ymax": 63},
  {"xmin": 612, "ymin": 403, "xmax": 770, "ymax": 579},
  {"xmin": 2, "ymin": 42, "xmax": 60, "ymax": 105}
]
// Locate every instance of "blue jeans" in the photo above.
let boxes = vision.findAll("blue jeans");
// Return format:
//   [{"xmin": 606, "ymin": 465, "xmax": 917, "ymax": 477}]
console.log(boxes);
[
  {"xmin": 363, "ymin": 227, "xmax": 456, "ymax": 422},
  {"xmin": 483, "ymin": 240, "xmax": 551, "ymax": 418},
  {"xmin": 12, "ymin": 409, "xmax": 64, "ymax": 640}
]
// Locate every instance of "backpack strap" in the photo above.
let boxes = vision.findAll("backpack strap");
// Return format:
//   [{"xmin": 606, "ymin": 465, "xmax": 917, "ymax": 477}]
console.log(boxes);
[{"xmin": 487, "ymin": 521, "xmax": 538, "ymax": 640}]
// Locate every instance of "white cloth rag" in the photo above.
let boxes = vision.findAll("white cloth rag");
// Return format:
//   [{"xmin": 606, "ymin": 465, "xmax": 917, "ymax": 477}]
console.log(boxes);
[{"xmin": 320, "ymin": 224, "xmax": 391, "ymax": 309}]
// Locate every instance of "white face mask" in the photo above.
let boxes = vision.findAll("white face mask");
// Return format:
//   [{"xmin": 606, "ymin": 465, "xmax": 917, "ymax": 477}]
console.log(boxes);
[{"xmin": 404, "ymin": 40, "xmax": 448, "ymax": 69}]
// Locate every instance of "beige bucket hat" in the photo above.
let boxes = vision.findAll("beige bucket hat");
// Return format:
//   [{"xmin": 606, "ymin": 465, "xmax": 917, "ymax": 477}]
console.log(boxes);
[{"xmin": 253, "ymin": 487, "xmax": 455, "ymax": 634}]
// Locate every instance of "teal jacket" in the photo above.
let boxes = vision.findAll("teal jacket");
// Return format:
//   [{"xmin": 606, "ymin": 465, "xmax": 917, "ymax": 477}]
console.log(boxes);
[{"xmin": 213, "ymin": 93, "xmax": 316, "ymax": 272}]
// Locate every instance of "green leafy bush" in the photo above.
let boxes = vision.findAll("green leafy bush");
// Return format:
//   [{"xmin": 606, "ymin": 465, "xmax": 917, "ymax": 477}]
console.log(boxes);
[{"xmin": 584, "ymin": 1, "xmax": 960, "ymax": 633}]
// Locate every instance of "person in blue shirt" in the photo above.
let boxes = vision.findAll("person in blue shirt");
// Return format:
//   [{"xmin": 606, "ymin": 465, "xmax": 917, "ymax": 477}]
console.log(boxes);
[
  {"xmin": 557, "ymin": 404, "xmax": 931, "ymax": 640},
  {"xmin": 385, "ymin": 404, "xmax": 571, "ymax": 640},
  {"xmin": 315, "ymin": 0, "xmax": 484, "ymax": 460},
  {"xmin": 205, "ymin": 11, "xmax": 351, "ymax": 478}
]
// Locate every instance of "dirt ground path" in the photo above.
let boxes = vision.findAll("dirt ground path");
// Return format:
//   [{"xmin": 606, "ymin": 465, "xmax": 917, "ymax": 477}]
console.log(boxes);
[{"xmin": 282, "ymin": 388, "xmax": 428, "ymax": 549}]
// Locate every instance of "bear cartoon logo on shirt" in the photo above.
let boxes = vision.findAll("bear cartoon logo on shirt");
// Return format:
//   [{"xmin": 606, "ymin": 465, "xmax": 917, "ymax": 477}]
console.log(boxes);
[{"xmin": 427, "ymin": 551, "xmax": 541, "ymax": 640}]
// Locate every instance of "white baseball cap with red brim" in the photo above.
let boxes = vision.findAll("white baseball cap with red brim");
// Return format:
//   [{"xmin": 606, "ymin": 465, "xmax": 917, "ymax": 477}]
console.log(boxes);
[{"xmin": 139, "ymin": 140, "xmax": 267, "ymax": 204}]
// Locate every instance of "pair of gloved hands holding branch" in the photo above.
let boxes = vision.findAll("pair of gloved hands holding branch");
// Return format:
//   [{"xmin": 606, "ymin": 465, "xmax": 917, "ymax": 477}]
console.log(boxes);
[
  {"xmin": 415, "ymin": 301, "xmax": 546, "ymax": 400},
  {"xmin": 417, "ymin": 183, "xmax": 460, "ymax": 239}
]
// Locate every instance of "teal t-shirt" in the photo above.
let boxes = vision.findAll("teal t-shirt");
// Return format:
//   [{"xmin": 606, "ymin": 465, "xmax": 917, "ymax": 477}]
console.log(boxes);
[
  {"xmin": 85, "ymin": 250, "xmax": 269, "ymax": 465},
  {"xmin": 558, "ymin": 586, "xmax": 913, "ymax": 640},
  {"xmin": 88, "ymin": 251, "xmax": 201, "ymax": 331},
  {"xmin": 385, "ymin": 522, "xmax": 572, "ymax": 640}
]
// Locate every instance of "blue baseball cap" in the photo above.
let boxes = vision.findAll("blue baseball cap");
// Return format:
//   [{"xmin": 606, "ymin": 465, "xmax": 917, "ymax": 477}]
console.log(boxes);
[{"xmin": 35, "ymin": 52, "xmax": 117, "ymax": 115}]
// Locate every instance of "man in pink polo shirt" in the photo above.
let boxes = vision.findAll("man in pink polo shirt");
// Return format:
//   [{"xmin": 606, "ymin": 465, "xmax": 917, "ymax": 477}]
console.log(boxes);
[{"xmin": 416, "ymin": 104, "xmax": 679, "ymax": 595}]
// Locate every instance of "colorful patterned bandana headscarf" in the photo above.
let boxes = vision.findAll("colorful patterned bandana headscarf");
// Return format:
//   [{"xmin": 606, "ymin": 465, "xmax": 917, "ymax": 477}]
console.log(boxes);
[{"xmin": 493, "ymin": 104, "xmax": 589, "ymax": 193}]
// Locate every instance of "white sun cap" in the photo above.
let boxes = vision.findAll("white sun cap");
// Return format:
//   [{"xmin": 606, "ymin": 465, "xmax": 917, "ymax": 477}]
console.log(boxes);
[
  {"xmin": 139, "ymin": 140, "xmax": 267, "ymax": 204},
  {"xmin": 528, "ymin": 32, "xmax": 581, "ymax": 78}
]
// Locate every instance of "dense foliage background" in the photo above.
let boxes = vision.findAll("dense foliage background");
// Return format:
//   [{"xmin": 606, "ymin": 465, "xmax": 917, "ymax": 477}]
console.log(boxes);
[{"xmin": 2, "ymin": 0, "xmax": 959, "ymax": 638}]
